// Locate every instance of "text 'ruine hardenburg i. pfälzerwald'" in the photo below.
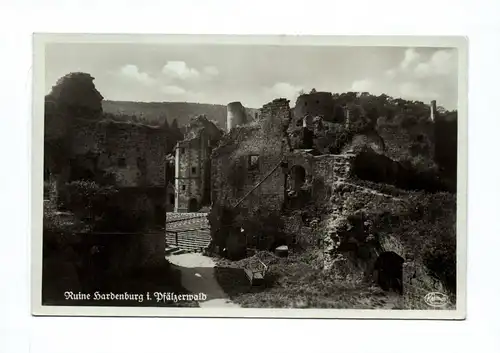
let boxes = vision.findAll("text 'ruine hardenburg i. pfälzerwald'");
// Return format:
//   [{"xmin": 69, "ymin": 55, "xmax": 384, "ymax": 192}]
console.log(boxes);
[{"xmin": 64, "ymin": 291, "xmax": 208, "ymax": 303}]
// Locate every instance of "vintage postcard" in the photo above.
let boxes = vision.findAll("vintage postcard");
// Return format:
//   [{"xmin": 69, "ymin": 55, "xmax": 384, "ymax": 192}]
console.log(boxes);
[{"xmin": 31, "ymin": 34, "xmax": 467, "ymax": 319}]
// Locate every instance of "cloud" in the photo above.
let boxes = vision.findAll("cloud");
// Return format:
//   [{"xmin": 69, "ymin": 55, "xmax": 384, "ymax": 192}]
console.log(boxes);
[
  {"xmin": 351, "ymin": 79, "xmax": 374, "ymax": 92},
  {"xmin": 203, "ymin": 66, "xmax": 219, "ymax": 76},
  {"xmin": 414, "ymin": 49, "xmax": 456, "ymax": 78},
  {"xmin": 400, "ymin": 48, "xmax": 421, "ymax": 70},
  {"xmin": 266, "ymin": 82, "xmax": 304, "ymax": 103},
  {"xmin": 385, "ymin": 68, "xmax": 397, "ymax": 79},
  {"xmin": 390, "ymin": 48, "xmax": 457, "ymax": 79},
  {"xmin": 162, "ymin": 61, "xmax": 200, "ymax": 80},
  {"xmin": 161, "ymin": 85, "xmax": 187, "ymax": 95},
  {"xmin": 380, "ymin": 48, "xmax": 457, "ymax": 108},
  {"xmin": 119, "ymin": 64, "xmax": 155, "ymax": 85}
]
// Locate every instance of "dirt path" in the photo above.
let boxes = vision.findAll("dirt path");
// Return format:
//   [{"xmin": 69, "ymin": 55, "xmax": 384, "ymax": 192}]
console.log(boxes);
[{"xmin": 167, "ymin": 253, "xmax": 240, "ymax": 308}]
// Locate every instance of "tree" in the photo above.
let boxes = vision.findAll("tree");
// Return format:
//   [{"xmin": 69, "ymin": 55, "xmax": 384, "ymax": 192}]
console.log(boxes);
[
  {"xmin": 62, "ymin": 181, "xmax": 118, "ymax": 229},
  {"xmin": 161, "ymin": 116, "xmax": 170, "ymax": 129},
  {"xmin": 170, "ymin": 118, "xmax": 183, "ymax": 142}
]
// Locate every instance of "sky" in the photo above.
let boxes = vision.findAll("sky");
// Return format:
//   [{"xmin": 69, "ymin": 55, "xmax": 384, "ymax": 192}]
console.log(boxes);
[{"xmin": 45, "ymin": 43, "xmax": 459, "ymax": 110}]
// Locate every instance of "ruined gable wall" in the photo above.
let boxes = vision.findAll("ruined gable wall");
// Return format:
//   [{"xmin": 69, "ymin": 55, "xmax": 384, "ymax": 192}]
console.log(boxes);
[
  {"xmin": 70, "ymin": 119, "xmax": 167, "ymax": 187},
  {"xmin": 211, "ymin": 99, "xmax": 290, "ymax": 212}
]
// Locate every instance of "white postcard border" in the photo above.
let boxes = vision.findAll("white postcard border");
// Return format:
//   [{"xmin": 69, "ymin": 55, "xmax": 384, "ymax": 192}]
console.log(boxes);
[{"xmin": 31, "ymin": 33, "xmax": 468, "ymax": 320}]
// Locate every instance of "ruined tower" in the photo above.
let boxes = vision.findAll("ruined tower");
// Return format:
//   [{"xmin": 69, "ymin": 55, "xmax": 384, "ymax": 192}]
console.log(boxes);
[
  {"xmin": 430, "ymin": 100, "xmax": 437, "ymax": 121},
  {"xmin": 294, "ymin": 91, "xmax": 335, "ymax": 123},
  {"xmin": 227, "ymin": 101, "xmax": 247, "ymax": 132},
  {"xmin": 174, "ymin": 116, "xmax": 223, "ymax": 213}
]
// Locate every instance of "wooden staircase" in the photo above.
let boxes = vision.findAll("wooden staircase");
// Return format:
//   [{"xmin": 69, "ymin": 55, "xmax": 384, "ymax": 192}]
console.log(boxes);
[{"xmin": 165, "ymin": 229, "xmax": 211, "ymax": 252}]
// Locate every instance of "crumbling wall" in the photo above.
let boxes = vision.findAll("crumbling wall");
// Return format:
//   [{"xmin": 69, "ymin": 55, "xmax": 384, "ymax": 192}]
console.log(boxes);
[
  {"xmin": 227, "ymin": 101, "xmax": 248, "ymax": 131},
  {"xmin": 211, "ymin": 99, "xmax": 290, "ymax": 212},
  {"xmin": 294, "ymin": 92, "xmax": 335, "ymax": 123},
  {"xmin": 313, "ymin": 154, "xmax": 355, "ymax": 184},
  {"xmin": 342, "ymin": 131, "xmax": 386, "ymax": 155},
  {"xmin": 70, "ymin": 119, "xmax": 168, "ymax": 188},
  {"xmin": 322, "ymin": 182, "xmax": 409, "ymax": 283},
  {"xmin": 282, "ymin": 151, "xmax": 356, "ymax": 207},
  {"xmin": 175, "ymin": 136, "xmax": 202, "ymax": 212},
  {"xmin": 351, "ymin": 148, "xmax": 451, "ymax": 192},
  {"xmin": 317, "ymin": 175, "xmax": 455, "ymax": 307},
  {"xmin": 174, "ymin": 116, "xmax": 223, "ymax": 212}
]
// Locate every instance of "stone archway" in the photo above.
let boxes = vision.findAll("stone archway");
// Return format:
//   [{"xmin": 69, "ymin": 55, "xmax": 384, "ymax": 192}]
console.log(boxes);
[{"xmin": 374, "ymin": 251, "xmax": 404, "ymax": 294}]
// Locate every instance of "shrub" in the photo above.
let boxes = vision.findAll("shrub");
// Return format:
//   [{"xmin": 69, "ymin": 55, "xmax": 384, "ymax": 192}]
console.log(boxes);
[
  {"xmin": 94, "ymin": 193, "xmax": 156, "ymax": 232},
  {"xmin": 237, "ymin": 207, "xmax": 286, "ymax": 251},
  {"xmin": 208, "ymin": 204, "xmax": 289, "ymax": 258},
  {"xmin": 60, "ymin": 180, "xmax": 156, "ymax": 232},
  {"xmin": 61, "ymin": 180, "xmax": 118, "ymax": 228}
]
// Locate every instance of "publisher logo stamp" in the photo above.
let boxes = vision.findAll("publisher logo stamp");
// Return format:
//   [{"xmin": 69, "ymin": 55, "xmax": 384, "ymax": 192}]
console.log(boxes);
[{"xmin": 424, "ymin": 292, "xmax": 449, "ymax": 308}]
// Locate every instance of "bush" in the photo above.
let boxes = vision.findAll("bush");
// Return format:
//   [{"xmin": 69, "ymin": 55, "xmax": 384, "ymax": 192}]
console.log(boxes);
[
  {"xmin": 236, "ymin": 208, "xmax": 286, "ymax": 251},
  {"xmin": 208, "ymin": 204, "xmax": 288, "ymax": 258},
  {"xmin": 60, "ymin": 180, "xmax": 156, "ymax": 232},
  {"xmin": 97, "ymin": 194, "xmax": 155, "ymax": 232},
  {"xmin": 61, "ymin": 180, "xmax": 118, "ymax": 228}
]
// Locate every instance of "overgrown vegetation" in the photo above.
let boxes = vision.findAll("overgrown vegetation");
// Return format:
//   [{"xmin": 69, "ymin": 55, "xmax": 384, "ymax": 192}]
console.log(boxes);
[
  {"xmin": 327, "ymin": 92, "xmax": 457, "ymax": 179},
  {"xmin": 328, "ymin": 182, "xmax": 457, "ymax": 294},
  {"xmin": 214, "ymin": 250, "xmax": 403, "ymax": 309},
  {"xmin": 208, "ymin": 204, "xmax": 289, "ymax": 260}
]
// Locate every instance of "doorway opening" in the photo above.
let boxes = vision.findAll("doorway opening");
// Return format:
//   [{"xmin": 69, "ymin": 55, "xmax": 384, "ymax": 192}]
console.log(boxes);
[
  {"xmin": 188, "ymin": 198, "xmax": 199, "ymax": 212},
  {"xmin": 374, "ymin": 251, "xmax": 404, "ymax": 294},
  {"xmin": 290, "ymin": 165, "xmax": 306, "ymax": 192}
]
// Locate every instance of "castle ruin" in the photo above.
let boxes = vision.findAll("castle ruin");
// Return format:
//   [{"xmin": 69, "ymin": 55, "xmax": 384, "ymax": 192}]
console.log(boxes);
[{"xmin": 173, "ymin": 115, "xmax": 223, "ymax": 212}]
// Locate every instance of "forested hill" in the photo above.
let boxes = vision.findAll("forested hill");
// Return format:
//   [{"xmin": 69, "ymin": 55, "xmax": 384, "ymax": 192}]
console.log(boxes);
[{"xmin": 102, "ymin": 100, "xmax": 229, "ymax": 128}]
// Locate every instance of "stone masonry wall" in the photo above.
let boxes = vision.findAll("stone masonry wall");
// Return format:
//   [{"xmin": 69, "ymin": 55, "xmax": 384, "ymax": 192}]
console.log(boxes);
[
  {"xmin": 211, "ymin": 99, "xmax": 290, "ymax": 212},
  {"xmin": 283, "ymin": 150, "xmax": 356, "ymax": 204},
  {"xmin": 70, "ymin": 119, "xmax": 168, "ymax": 187},
  {"xmin": 294, "ymin": 92, "xmax": 335, "ymax": 123},
  {"xmin": 175, "ymin": 136, "xmax": 203, "ymax": 212}
]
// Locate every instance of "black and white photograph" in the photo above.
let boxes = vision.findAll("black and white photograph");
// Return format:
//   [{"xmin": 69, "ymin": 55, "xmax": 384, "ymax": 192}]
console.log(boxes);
[{"xmin": 31, "ymin": 34, "xmax": 467, "ymax": 319}]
